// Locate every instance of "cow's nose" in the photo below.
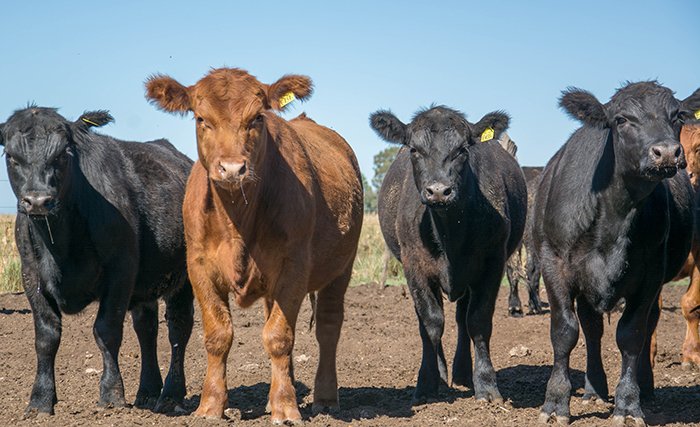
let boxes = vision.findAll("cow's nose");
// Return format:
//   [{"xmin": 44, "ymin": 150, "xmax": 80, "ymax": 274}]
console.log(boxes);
[
  {"xmin": 217, "ymin": 161, "xmax": 247, "ymax": 181},
  {"xmin": 424, "ymin": 183, "xmax": 454, "ymax": 204},
  {"xmin": 649, "ymin": 141, "xmax": 683, "ymax": 167},
  {"xmin": 21, "ymin": 194, "xmax": 54, "ymax": 215}
]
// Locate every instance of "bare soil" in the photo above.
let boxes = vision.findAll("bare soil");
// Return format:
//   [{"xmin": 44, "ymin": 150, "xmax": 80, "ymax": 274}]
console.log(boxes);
[{"xmin": 1, "ymin": 284, "xmax": 698, "ymax": 426}]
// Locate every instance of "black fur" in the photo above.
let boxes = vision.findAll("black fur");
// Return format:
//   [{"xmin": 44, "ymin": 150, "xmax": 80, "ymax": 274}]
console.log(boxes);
[
  {"xmin": 1, "ymin": 107, "xmax": 194, "ymax": 416},
  {"xmin": 533, "ymin": 81, "xmax": 698, "ymax": 423},
  {"xmin": 371, "ymin": 105, "xmax": 527, "ymax": 404},
  {"xmin": 506, "ymin": 166, "xmax": 546, "ymax": 317}
]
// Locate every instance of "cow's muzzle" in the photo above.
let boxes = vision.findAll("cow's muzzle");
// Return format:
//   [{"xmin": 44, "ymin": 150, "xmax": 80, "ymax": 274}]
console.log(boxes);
[
  {"xmin": 20, "ymin": 193, "xmax": 55, "ymax": 216},
  {"xmin": 643, "ymin": 141, "xmax": 685, "ymax": 179},
  {"xmin": 422, "ymin": 183, "xmax": 455, "ymax": 208}
]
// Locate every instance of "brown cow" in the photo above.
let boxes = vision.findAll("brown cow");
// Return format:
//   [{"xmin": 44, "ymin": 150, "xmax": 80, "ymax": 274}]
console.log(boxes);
[
  {"xmin": 679, "ymin": 123, "xmax": 700, "ymax": 368},
  {"xmin": 145, "ymin": 68, "xmax": 364, "ymax": 423}
]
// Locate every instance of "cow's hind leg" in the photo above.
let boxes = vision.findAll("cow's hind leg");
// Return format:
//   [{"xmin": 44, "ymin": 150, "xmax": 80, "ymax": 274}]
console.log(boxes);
[
  {"xmin": 576, "ymin": 296, "xmax": 608, "ymax": 404},
  {"xmin": 467, "ymin": 260, "xmax": 503, "ymax": 404},
  {"xmin": 156, "ymin": 281, "xmax": 194, "ymax": 413},
  {"xmin": 311, "ymin": 268, "xmax": 351, "ymax": 414},
  {"xmin": 452, "ymin": 296, "xmax": 473, "ymax": 388},
  {"xmin": 131, "ymin": 301, "xmax": 163, "ymax": 409},
  {"xmin": 408, "ymin": 274, "xmax": 448, "ymax": 404},
  {"xmin": 681, "ymin": 265, "xmax": 700, "ymax": 368},
  {"xmin": 506, "ymin": 250, "xmax": 524, "ymax": 317},
  {"xmin": 526, "ymin": 254, "xmax": 545, "ymax": 314}
]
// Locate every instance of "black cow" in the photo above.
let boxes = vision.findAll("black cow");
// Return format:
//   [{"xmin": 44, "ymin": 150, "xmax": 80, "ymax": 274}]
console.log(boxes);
[
  {"xmin": 0, "ymin": 107, "xmax": 194, "ymax": 416},
  {"xmin": 370, "ymin": 106, "xmax": 527, "ymax": 403},
  {"xmin": 534, "ymin": 82, "xmax": 700, "ymax": 425},
  {"xmin": 506, "ymin": 166, "xmax": 547, "ymax": 316}
]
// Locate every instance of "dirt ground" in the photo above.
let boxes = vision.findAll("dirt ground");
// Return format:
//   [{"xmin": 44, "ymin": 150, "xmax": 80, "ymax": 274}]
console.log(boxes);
[{"xmin": 0, "ymin": 283, "xmax": 698, "ymax": 426}]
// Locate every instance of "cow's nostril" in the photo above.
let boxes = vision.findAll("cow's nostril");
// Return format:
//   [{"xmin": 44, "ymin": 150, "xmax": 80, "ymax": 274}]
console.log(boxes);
[
  {"xmin": 239, "ymin": 162, "xmax": 247, "ymax": 176},
  {"xmin": 675, "ymin": 147, "xmax": 681, "ymax": 158},
  {"xmin": 651, "ymin": 147, "xmax": 662, "ymax": 158},
  {"xmin": 426, "ymin": 187, "xmax": 434, "ymax": 195},
  {"xmin": 443, "ymin": 187, "xmax": 452, "ymax": 196}
]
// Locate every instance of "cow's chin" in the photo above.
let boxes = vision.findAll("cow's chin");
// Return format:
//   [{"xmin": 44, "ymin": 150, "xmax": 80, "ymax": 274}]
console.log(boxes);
[
  {"xmin": 210, "ymin": 176, "xmax": 249, "ymax": 192},
  {"xmin": 640, "ymin": 164, "xmax": 678, "ymax": 180}
]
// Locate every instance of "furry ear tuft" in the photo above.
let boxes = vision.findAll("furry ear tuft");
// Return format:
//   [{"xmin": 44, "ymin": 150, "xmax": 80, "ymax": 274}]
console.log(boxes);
[
  {"xmin": 267, "ymin": 74, "xmax": 314, "ymax": 111},
  {"xmin": 559, "ymin": 87, "xmax": 608, "ymax": 128},
  {"xmin": 682, "ymin": 88, "xmax": 700, "ymax": 124},
  {"xmin": 471, "ymin": 111, "xmax": 510, "ymax": 145},
  {"xmin": 76, "ymin": 110, "xmax": 114, "ymax": 129},
  {"xmin": 369, "ymin": 110, "xmax": 407, "ymax": 144},
  {"xmin": 144, "ymin": 74, "xmax": 191, "ymax": 114}
]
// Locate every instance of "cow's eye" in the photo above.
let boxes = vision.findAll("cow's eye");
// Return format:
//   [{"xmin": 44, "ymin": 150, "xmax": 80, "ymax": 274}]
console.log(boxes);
[
  {"xmin": 409, "ymin": 147, "xmax": 417, "ymax": 154},
  {"xmin": 248, "ymin": 114, "xmax": 264, "ymax": 130},
  {"xmin": 615, "ymin": 116, "xmax": 627, "ymax": 126}
]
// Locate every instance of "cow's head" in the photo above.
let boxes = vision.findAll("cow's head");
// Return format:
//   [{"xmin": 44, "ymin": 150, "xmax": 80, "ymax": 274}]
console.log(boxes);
[
  {"xmin": 560, "ymin": 81, "xmax": 700, "ymax": 181},
  {"xmin": 145, "ymin": 68, "xmax": 312, "ymax": 188},
  {"xmin": 370, "ymin": 106, "xmax": 509, "ymax": 209},
  {"xmin": 0, "ymin": 107, "xmax": 113, "ymax": 216},
  {"xmin": 681, "ymin": 124, "xmax": 700, "ymax": 189}
]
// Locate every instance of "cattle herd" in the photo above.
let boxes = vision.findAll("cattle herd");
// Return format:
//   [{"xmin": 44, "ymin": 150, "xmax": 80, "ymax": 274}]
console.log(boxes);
[{"xmin": 0, "ymin": 67, "xmax": 699, "ymax": 426}]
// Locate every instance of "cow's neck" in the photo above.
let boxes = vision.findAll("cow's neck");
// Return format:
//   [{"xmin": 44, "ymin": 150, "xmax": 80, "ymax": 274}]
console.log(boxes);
[
  {"xmin": 426, "ymin": 164, "xmax": 479, "ymax": 251},
  {"xmin": 28, "ymin": 167, "xmax": 88, "ymax": 259}
]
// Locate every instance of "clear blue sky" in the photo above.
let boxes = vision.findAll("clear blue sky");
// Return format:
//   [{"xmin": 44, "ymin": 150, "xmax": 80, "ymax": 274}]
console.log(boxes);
[{"xmin": 1, "ymin": 1, "xmax": 699, "ymax": 213}]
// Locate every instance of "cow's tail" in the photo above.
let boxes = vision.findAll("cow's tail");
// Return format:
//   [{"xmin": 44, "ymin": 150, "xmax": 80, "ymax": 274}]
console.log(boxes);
[{"xmin": 308, "ymin": 292, "xmax": 317, "ymax": 332}]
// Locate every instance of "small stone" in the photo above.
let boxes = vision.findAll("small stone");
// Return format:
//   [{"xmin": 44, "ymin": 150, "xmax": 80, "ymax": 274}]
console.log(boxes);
[
  {"xmin": 295, "ymin": 354, "xmax": 310, "ymax": 363},
  {"xmin": 508, "ymin": 344, "xmax": 531, "ymax": 358},
  {"xmin": 85, "ymin": 368, "xmax": 101, "ymax": 375}
]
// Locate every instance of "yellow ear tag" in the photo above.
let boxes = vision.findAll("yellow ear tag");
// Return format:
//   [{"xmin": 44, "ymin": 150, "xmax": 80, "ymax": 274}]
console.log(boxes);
[
  {"xmin": 480, "ymin": 127, "xmax": 495, "ymax": 142},
  {"xmin": 82, "ymin": 117, "xmax": 99, "ymax": 126},
  {"xmin": 278, "ymin": 91, "xmax": 296, "ymax": 108},
  {"xmin": 694, "ymin": 110, "xmax": 700, "ymax": 120}
]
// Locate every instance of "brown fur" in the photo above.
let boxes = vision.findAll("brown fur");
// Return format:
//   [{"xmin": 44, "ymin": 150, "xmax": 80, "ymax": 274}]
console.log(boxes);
[
  {"xmin": 678, "ymin": 124, "xmax": 700, "ymax": 367},
  {"xmin": 145, "ymin": 67, "xmax": 363, "ymax": 422}
]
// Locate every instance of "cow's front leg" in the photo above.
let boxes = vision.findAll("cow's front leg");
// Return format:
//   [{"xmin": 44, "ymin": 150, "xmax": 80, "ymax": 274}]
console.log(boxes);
[
  {"xmin": 407, "ymin": 271, "xmax": 447, "ymax": 404},
  {"xmin": 467, "ymin": 260, "xmax": 503, "ymax": 404},
  {"xmin": 93, "ymin": 280, "xmax": 131, "ymax": 408},
  {"xmin": 539, "ymin": 269, "xmax": 579, "ymax": 425},
  {"xmin": 192, "ymin": 276, "xmax": 232, "ymax": 419},
  {"xmin": 24, "ymin": 279, "xmax": 62, "ymax": 417},
  {"xmin": 613, "ymin": 292, "xmax": 658, "ymax": 426},
  {"xmin": 681, "ymin": 264, "xmax": 700, "ymax": 367},
  {"xmin": 263, "ymin": 277, "xmax": 305, "ymax": 425}
]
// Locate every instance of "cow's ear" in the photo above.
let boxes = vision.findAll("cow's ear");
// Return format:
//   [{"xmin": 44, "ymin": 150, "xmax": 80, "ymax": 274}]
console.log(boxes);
[
  {"xmin": 76, "ymin": 110, "xmax": 114, "ymax": 129},
  {"xmin": 681, "ymin": 88, "xmax": 700, "ymax": 124},
  {"xmin": 0, "ymin": 123, "xmax": 4, "ymax": 147},
  {"xmin": 145, "ymin": 74, "xmax": 191, "ymax": 114},
  {"xmin": 559, "ymin": 87, "xmax": 608, "ymax": 128},
  {"xmin": 267, "ymin": 75, "xmax": 313, "ymax": 111},
  {"xmin": 369, "ymin": 110, "xmax": 407, "ymax": 145},
  {"xmin": 471, "ymin": 111, "xmax": 510, "ymax": 145}
]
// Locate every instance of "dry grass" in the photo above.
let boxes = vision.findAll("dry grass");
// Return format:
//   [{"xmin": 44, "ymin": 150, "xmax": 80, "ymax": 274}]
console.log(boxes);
[
  {"xmin": 0, "ymin": 213, "xmax": 404, "ymax": 295},
  {"xmin": 350, "ymin": 213, "xmax": 405, "ymax": 287},
  {"xmin": 0, "ymin": 215, "xmax": 21, "ymax": 294}
]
